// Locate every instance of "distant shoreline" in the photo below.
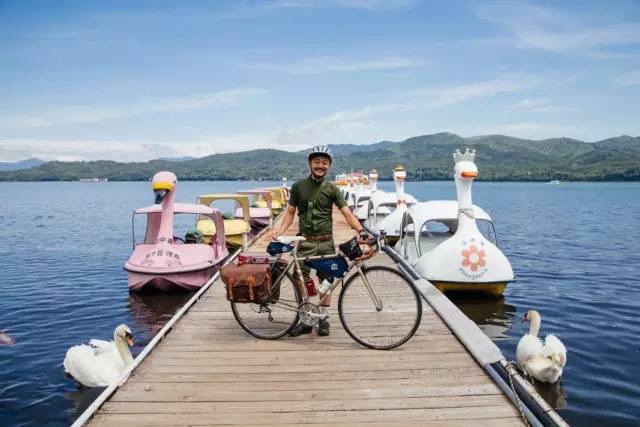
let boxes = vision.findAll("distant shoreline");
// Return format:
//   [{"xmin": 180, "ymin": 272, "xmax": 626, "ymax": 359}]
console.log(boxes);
[{"xmin": 1, "ymin": 178, "xmax": 639, "ymax": 183}]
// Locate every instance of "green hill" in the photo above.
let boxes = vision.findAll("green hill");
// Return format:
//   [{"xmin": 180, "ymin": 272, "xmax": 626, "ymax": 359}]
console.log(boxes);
[{"xmin": 1, "ymin": 133, "xmax": 639, "ymax": 181}]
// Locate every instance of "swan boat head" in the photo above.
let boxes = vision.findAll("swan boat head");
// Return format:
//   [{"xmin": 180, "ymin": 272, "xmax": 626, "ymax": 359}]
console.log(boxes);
[
  {"xmin": 368, "ymin": 169, "xmax": 378, "ymax": 191},
  {"xmin": 370, "ymin": 165, "xmax": 417, "ymax": 242}
]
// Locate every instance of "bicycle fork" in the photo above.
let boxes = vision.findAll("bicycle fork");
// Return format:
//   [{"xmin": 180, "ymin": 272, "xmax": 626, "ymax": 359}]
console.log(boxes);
[{"xmin": 354, "ymin": 264, "xmax": 384, "ymax": 312}]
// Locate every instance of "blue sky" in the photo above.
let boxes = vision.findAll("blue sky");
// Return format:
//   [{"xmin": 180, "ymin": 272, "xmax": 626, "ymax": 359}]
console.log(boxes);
[{"xmin": 1, "ymin": 0, "xmax": 639, "ymax": 161}]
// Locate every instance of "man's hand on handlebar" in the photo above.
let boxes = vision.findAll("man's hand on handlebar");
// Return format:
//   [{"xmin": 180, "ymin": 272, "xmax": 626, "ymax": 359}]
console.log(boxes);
[
  {"xmin": 358, "ymin": 229, "xmax": 375, "ymax": 244},
  {"xmin": 269, "ymin": 229, "xmax": 281, "ymax": 241}
]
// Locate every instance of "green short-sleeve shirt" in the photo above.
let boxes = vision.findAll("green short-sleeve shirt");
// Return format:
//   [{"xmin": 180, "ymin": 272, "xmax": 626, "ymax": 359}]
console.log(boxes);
[{"xmin": 289, "ymin": 176, "xmax": 348, "ymax": 236}]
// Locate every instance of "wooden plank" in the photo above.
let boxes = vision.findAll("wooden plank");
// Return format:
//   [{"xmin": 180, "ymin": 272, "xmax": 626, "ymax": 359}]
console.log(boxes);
[
  {"xmin": 91, "ymin": 405, "xmax": 521, "ymax": 425},
  {"xmin": 130, "ymin": 367, "xmax": 485, "ymax": 383},
  {"xmin": 87, "ymin": 207, "xmax": 524, "ymax": 426},
  {"xmin": 100, "ymin": 394, "xmax": 512, "ymax": 413}
]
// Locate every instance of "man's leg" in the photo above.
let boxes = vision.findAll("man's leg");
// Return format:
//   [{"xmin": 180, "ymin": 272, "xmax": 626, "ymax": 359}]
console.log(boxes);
[
  {"xmin": 316, "ymin": 240, "xmax": 336, "ymax": 336},
  {"xmin": 288, "ymin": 241, "xmax": 318, "ymax": 337}
]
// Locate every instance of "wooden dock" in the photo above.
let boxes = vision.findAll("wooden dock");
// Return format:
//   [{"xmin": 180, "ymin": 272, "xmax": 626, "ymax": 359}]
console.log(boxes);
[{"xmin": 87, "ymin": 211, "xmax": 526, "ymax": 426}]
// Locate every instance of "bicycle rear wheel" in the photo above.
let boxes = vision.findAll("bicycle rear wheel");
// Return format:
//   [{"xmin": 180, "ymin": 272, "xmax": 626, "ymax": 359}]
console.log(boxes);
[
  {"xmin": 338, "ymin": 265, "xmax": 422, "ymax": 350},
  {"xmin": 231, "ymin": 272, "xmax": 300, "ymax": 339}
]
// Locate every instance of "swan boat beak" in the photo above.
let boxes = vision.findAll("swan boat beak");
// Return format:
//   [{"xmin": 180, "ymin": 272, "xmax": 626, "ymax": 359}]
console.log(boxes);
[{"xmin": 154, "ymin": 189, "xmax": 168, "ymax": 204}]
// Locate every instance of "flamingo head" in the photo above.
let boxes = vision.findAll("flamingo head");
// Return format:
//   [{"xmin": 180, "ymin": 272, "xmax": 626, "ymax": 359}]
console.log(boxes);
[{"xmin": 152, "ymin": 171, "xmax": 177, "ymax": 204}]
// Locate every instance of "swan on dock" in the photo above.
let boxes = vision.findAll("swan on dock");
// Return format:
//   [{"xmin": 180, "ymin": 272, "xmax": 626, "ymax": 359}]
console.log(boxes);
[
  {"xmin": 516, "ymin": 310, "xmax": 567, "ymax": 383},
  {"xmin": 63, "ymin": 324, "xmax": 134, "ymax": 387}
]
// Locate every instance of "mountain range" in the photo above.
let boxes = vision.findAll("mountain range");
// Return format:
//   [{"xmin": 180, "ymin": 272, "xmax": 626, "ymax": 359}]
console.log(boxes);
[
  {"xmin": 1, "ymin": 133, "xmax": 639, "ymax": 181},
  {"xmin": 0, "ymin": 158, "xmax": 44, "ymax": 171}
]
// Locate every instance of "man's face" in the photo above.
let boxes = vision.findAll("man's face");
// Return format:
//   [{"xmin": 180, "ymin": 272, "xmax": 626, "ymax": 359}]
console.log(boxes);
[{"xmin": 309, "ymin": 156, "xmax": 331, "ymax": 179}]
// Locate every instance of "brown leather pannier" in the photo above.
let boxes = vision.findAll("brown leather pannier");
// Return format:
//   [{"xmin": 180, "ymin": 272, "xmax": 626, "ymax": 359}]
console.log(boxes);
[
  {"xmin": 269, "ymin": 260, "xmax": 288, "ymax": 302},
  {"xmin": 221, "ymin": 263, "xmax": 272, "ymax": 303}
]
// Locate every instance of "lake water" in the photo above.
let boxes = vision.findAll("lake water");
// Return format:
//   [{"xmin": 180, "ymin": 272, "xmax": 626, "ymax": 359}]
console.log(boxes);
[{"xmin": 0, "ymin": 180, "xmax": 638, "ymax": 426}]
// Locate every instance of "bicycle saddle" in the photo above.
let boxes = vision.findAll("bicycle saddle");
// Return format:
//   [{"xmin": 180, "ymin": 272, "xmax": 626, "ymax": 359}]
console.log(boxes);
[
  {"xmin": 277, "ymin": 236, "xmax": 306, "ymax": 244},
  {"xmin": 267, "ymin": 241, "xmax": 294, "ymax": 255}
]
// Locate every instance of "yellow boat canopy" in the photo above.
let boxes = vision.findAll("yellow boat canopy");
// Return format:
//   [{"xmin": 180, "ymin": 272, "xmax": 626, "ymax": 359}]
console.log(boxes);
[{"xmin": 197, "ymin": 194, "xmax": 250, "ymax": 223}]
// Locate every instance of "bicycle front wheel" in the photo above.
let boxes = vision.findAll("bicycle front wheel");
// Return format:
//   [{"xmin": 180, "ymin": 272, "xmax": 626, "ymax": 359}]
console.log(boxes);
[
  {"xmin": 231, "ymin": 272, "xmax": 300, "ymax": 340},
  {"xmin": 339, "ymin": 265, "xmax": 422, "ymax": 350}
]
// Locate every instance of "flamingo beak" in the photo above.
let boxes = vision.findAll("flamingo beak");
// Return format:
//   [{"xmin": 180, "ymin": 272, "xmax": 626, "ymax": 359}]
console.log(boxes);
[{"xmin": 154, "ymin": 189, "xmax": 168, "ymax": 204}]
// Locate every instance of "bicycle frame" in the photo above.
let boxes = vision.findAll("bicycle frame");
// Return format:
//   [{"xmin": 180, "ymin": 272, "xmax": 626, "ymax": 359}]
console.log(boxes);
[{"xmin": 270, "ymin": 241, "xmax": 384, "ymax": 317}]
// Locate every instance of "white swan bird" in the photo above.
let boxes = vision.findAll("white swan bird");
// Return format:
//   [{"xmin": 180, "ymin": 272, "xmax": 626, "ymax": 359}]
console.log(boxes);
[
  {"xmin": 63, "ymin": 324, "xmax": 134, "ymax": 387},
  {"xmin": 516, "ymin": 310, "xmax": 567, "ymax": 383}
]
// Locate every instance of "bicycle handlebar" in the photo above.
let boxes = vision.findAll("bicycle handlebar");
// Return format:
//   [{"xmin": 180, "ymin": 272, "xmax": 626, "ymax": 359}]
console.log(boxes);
[{"xmin": 354, "ymin": 237, "xmax": 378, "ymax": 261}]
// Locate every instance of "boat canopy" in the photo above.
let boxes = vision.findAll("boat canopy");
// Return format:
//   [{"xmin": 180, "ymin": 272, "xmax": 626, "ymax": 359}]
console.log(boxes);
[
  {"xmin": 404, "ymin": 201, "xmax": 492, "ymax": 228},
  {"xmin": 134, "ymin": 203, "xmax": 217, "ymax": 215}
]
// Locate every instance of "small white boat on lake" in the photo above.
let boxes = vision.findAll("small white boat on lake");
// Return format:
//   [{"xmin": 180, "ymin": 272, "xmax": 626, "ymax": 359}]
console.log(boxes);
[
  {"xmin": 351, "ymin": 169, "xmax": 379, "ymax": 222},
  {"xmin": 395, "ymin": 149, "xmax": 513, "ymax": 296},
  {"xmin": 366, "ymin": 165, "xmax": 416, "ymax": 243}
]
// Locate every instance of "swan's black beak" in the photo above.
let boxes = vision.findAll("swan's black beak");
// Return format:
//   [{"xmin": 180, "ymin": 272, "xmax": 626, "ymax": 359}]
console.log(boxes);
[
  {"xmin": 154, "ymin": 189, "xmax": 168, "ymax": 204},
  {"xmin": 521, "ymin": 313, "xmax": 529, "ymax": 323},
  {"xmin": 125, "ymin": 331, "xmax": 134, "ymax": 347}
]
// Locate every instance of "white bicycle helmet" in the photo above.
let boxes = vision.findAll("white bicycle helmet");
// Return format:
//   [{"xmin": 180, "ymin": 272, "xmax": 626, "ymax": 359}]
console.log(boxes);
[{"xmin": 308, "ymin": 144, "xmax": 333, "ymax": 163}]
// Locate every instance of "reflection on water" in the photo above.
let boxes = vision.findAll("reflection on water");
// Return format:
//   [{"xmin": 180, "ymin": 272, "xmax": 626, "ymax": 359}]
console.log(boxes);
[
  {"xmin": 451, "ymin": 294, "xmax": 568, "ymax": 410},
  {"xmin": 448, "ymin": 295, "xmax": 516, "ymax": 340},
  {"xmin": 64, "ymin": 386, "xmax": 106, "ymax": 420},
  {"xmin": 128, "ymin": 291, "xmax": 194, "ymax": 336},
  {"xmin": 63, "ymin": 291, "xmax": 193, "ymax": 425},
  {"xmin": 534, "ymin": 381, "xmax": 568, "ymax": 410}
]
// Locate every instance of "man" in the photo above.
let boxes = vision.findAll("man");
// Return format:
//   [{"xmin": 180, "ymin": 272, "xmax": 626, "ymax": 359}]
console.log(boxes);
[{"xmin": 271, "ymin": 145, "xmax": 368, "ymax": 337}]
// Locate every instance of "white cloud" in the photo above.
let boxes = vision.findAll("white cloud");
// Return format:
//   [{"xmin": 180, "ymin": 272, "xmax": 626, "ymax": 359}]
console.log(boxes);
[
  {"xmin": 0, "ymin": 133, "xmax": 277, "ymax": 162},
  {"xmin": 275, "ymin": 74, "xmax": 541, "ymax": 148},
  {"xmin": 276, "ymin": 0, "xmax": 414, "ymax": 10},
  {"xmin": 0, "ymin": 88, "xmax": 267, "ymax": 130},
  {"xmin": 275, "ymin": 103, "xmax": 409, "ymax": 148},
  {"xmin": 408, "ymin": 74, "xmax": 542, "ymax": 108},
  {"xmin": 0, "ymin": 138, "xmax": 179, "ymax": 162},
  {"xmin": 246, "ymin": 56, "xmax": 428, "ymax": 74},
  {"xmin": 612, "ymin": 70, "xmax": 640, "ymax": 86},
  {"xmin": 512, "ymin": 98, "xmax": 576, "ymax": 113},
  {"xmin": 475, "ymin": 1, "xmax": 640, "ymax": 54},
  {"xmin": 471, "ymin": 121, "xmax": 576, "ymax": 139},
  {"xmin": 0, "ymin": 75, "xmax": 547, "ymax": 161}
]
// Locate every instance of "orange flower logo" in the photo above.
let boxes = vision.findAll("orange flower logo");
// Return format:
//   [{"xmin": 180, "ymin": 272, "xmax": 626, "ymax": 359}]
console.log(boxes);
[{"xmin": 461, "ymin": 245, "xmax": 486, "ymax": 272}]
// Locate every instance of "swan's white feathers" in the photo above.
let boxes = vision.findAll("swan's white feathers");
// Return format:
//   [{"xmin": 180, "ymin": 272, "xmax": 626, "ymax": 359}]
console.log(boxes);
[
  {"xmin": 64, "ymin": 343, "xmax": 125, "ymax": 387},
  {"xmin": 89, "ymin": 339, "xmax": 114, "ymax": 355},
  {"xmin": 63, "ymin": 325, "xmax": 133, "ymax": 388},
  {"xmin": 516, "ymin": 311, "xmax": 567, "ymax": 384},
  {"xmin": 516, "ymin": 334, "xmax": 542, "ymax": 364},
  {"xmin": 544, "ymin": 335, "xmax": 567, "ymax": 368}
]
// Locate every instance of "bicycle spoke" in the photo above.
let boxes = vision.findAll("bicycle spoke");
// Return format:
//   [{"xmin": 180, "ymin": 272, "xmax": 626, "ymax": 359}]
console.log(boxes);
[
  {"xmin": 231, "ymin": 272, "xmax": 300, "ymax": 339},
  {"xmin": 339, "ymin": 265, "xmax": 422, "ymax": 350}
]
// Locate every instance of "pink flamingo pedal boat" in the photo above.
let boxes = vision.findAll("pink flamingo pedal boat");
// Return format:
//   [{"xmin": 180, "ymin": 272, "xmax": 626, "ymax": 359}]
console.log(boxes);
[{"xmin": 125, "ymin": 172, "xmax": 229, "ymax": 292}]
